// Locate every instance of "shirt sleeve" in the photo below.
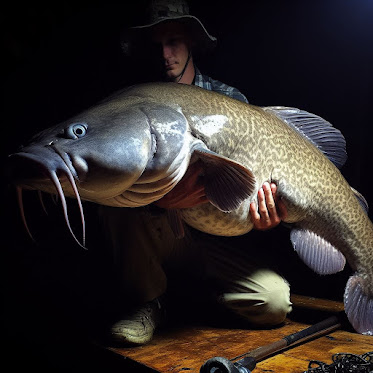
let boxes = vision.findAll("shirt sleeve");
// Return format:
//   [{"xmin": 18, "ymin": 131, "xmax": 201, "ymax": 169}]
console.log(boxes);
[
  {"xmin": 194, "ymin": 68, "xmax": 249, "ymax": 104},
  {"xmin": 217, "ymin": 86, "xmax": 249, "ymax": 104}
]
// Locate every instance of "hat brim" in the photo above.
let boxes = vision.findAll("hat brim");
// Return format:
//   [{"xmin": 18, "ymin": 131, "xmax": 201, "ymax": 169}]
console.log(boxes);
[{"xmin": 126, "ymin": 15, "xmax": 217, "ymax": 54}]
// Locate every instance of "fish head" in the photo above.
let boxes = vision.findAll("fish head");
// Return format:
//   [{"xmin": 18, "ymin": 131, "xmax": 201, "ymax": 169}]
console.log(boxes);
[
  {"xmin": 9, "ymin": 103, "xmax": 156, "ymax": 202},
  {"xmin": 8, "ymin": 94, "xmax": 196, "ymax": 207},
  {"xmin": 7, "ymin": 93, "xmax": 197, "ymax": 246}
]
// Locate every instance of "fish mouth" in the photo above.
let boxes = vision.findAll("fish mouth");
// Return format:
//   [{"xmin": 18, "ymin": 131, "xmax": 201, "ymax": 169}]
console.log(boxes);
[{"xmin": 8, "ymin": 146, "xmax": 86, "ymax": 248}]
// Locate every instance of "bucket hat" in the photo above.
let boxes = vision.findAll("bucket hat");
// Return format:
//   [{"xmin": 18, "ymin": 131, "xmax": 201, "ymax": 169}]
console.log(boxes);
[{"xmin": 122, "ymin": 0, "xmax": 217, "ymax": 55}]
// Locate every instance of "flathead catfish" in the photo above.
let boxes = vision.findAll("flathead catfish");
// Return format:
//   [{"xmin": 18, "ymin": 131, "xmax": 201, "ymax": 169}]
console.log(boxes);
[{"xmin": 8, "ymin": 82, "xmax": 373, "ymax": 335}]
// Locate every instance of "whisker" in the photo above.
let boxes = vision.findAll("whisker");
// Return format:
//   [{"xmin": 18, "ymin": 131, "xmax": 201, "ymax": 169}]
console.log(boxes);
[
  {"xmin": 50, "ymin": 171, "xmax": 87, "ymax": 250},
  {"xmin": 51, "ymin": 194, "xmax": 59, "ymax": 205},
  {"xmin": 16, "ymin": 186, "xmax": 35, "ymax": 243},
  {"xmin": 64, "ymin": 169, "xmax": 86, "ymax": 247},
  {"xmin": 38, "ymin": 190, "xmax": 48, "ymax": 215}
]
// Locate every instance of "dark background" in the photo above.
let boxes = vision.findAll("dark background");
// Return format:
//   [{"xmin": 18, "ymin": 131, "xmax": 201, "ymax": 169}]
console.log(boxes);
[{"xmin": 1, "ymin": 0, "xmax": 373, "ymax": 371}]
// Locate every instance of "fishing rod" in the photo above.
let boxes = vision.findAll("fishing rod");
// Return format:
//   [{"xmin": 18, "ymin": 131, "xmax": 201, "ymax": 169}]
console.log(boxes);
[{"xmin": 200, "ymin": 316, "xmax": 341, "ymax": 373}]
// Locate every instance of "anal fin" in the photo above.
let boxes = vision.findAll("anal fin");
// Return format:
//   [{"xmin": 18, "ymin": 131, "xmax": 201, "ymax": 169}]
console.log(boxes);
[{"xmin": 290, "ymin": 228, "xmax": 346, "ymax": 275}]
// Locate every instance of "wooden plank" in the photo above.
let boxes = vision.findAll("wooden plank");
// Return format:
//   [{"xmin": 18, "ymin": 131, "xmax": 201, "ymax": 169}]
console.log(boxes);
[
  {"xmin": 104, "ymin": 296, "xmax": 373, "ymax": 372},
  {"xmin": 107, "ymin": 320, "xmax": 310, "ymax": 372},
  {"xmin": 290, "ymin": 294, "xmax": 345, "ymax": 313},
  {"xmin": 106, "ymin": 321, "xmax": 373, "ymax": 372}
]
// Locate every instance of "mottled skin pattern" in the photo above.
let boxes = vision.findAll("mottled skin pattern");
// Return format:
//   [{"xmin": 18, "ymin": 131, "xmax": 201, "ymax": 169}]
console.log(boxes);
[
  {"xmin": 122, "ymin": 83, "xmax": 373, "ymax": 297},
  {"xmin": 10, "ymin": 82, "xmax": 373, "ymax": 332}
]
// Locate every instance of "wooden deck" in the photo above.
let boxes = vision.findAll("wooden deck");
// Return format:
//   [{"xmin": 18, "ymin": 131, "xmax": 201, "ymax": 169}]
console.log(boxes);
[{"xmin": 101, "ymin": 295, "xmax": 373, "ymax": 372}]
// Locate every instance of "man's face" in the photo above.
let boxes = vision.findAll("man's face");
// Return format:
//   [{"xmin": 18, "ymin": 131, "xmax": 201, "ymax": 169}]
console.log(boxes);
[{"xmin": 151, "ymin": 22, "xmax": 191, "ymax": 81}]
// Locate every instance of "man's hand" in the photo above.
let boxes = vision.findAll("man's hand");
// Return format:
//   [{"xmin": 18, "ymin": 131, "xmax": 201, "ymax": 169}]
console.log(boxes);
[{"xmin": 249, "ymin": 182, "xmax": 287, "ymax": 230}]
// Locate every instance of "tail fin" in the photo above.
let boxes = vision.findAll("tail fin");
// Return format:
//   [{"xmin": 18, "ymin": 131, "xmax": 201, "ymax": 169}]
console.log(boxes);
[{"xmin": 344, "ymin": 275, "xmax": 373, "ymax": 335}]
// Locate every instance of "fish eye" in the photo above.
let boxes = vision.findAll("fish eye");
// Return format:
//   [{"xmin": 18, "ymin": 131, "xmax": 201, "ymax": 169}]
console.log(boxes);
[{"xmin": 65, "ymin": 123, "xmax": 87, "ymax": 139}]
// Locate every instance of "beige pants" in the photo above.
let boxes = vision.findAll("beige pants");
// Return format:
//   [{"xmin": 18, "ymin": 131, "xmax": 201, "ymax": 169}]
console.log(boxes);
[{"xmin": 100, "ymin": 206, "xmax": 292, "ymax": 327}]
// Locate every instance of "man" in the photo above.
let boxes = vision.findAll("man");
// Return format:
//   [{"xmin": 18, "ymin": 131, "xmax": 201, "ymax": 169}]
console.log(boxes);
[{"xmin": 105, "ymin": 0, "xmax": 291, "ymax": 345}]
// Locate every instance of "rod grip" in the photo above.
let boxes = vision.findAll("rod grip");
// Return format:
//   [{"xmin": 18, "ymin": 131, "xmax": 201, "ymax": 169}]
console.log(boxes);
[{"xmin": 284, "ymin": 316, "xmax": 339, "ymax": 345}]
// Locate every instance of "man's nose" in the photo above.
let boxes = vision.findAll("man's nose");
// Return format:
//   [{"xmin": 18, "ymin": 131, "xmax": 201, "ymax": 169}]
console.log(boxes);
[{"xmin": 162, "ymin": 44, "xmax": 172, "ymax": 59}]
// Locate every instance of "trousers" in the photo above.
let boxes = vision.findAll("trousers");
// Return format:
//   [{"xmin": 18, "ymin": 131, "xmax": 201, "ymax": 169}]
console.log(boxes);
[{"xmin": 100, "ymin": 206, "xmax": 292, "ymax": 327}]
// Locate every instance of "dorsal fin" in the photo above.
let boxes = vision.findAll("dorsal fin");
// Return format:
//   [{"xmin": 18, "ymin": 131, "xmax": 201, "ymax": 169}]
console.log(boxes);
[{"xmin": 264, "ymin": 106, "xmax": 347, "ymax": 169}]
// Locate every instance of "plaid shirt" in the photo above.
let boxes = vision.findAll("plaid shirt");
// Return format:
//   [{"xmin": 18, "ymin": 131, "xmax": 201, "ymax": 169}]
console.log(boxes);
[{"xmin": 194, "ymin": 67, "xmax": 249, "ymax": 104}]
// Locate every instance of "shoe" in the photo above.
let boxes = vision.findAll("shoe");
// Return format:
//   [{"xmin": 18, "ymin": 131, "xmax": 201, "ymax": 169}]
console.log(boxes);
[{"xmin": 110, "ymin": 298, "xmax": 163, "ymax": 345}]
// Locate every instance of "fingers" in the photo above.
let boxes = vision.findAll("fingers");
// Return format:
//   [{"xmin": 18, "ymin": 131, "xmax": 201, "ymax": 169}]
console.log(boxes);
[
  {"xmin": 264, "ymin": 182, "xmax": 277, "ymax": 215},
  {"xmin": 250, "ymin": 182, "xmax": 285, "ymax": 230},
  {"xmin": 270, "ymin": 183, "xmax": 288, "ymax": 220}
]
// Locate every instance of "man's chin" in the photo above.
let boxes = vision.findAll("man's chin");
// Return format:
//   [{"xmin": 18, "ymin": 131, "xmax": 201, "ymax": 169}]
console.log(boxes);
[{"xmin": 165, "ymin": 71, "xmax": 182, "ymax": 82}]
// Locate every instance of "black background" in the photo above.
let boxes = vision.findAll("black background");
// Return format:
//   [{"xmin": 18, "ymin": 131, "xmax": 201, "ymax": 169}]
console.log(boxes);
[{"xmin": 1, "ymin": 0, "xmax": 373, "ymax": 371}]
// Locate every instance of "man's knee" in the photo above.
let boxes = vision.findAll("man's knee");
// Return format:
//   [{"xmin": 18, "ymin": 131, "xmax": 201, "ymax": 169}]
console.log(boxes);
[{"xmin": 219, "ymin": 268, "xmax": 292, "ymax": 327}]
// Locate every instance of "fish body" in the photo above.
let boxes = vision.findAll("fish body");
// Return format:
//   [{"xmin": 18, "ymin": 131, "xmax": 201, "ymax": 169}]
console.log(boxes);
[{"xmin": 8, "ymin": 82, "xmax": 373, "ymax": 335}]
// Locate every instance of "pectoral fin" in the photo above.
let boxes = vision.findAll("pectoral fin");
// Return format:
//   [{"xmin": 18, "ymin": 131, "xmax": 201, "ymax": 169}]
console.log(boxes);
[
  {"xmin": 155, "ymin": 161, "xmax": 208, "ymax": 209},
  {"xmin": 156, "ymin": 148, "xmax": 256, "ymax": 212},
  {"xmin": 194, "ymin": 149, "xmax": 256, "ymax": 212},
  {"xmin": 290, "ymin": 228, "xmax": 346, "ymax": 275}
]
